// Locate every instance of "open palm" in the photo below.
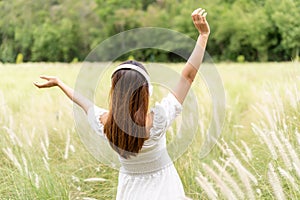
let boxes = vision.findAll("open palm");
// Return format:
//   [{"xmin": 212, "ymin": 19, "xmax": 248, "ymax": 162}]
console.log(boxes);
[
  {"xmin": 191, "ymin": 8, "xmax": 210, "ymax": 36},
  {"xmin": 34, "ymin": 75, "xmax": 59, "ymax": 88}
]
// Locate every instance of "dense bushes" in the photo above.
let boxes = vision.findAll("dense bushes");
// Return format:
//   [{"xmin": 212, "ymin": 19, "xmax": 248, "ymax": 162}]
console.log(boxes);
[{"xmin": 0, "ymin": 0, "xmax": 299, "ymax": 63}]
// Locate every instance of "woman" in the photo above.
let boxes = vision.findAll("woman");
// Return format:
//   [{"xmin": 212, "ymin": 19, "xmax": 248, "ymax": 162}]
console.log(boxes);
[{"xmin": 34, "ymin": 7, "xmax": 210, "ymax": 200}]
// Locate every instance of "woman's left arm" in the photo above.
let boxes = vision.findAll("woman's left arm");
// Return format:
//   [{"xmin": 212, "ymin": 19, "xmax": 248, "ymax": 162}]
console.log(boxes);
[
  {"xmin": 34, "ymin": 75, "xmax": 93, "ymax": 114},
  {"xmin": 173, "ymin": 8, "xmax": 210, "ymax": 104}
]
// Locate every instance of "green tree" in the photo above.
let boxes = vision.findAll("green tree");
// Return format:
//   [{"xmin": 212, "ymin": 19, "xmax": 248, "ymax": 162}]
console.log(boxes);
[
  {"xmin": 267, "ymin": 0, "xmax": 300, "ymax": 61},
  {"xmin": 0, "ymin": 0, "xmax": 298, "ymax": 62}
]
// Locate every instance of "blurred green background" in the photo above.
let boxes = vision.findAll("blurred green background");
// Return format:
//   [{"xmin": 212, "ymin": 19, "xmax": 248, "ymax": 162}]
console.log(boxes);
[{"xmin": 0, "ymin": 0, "xmax": 299, "ymax": 63}]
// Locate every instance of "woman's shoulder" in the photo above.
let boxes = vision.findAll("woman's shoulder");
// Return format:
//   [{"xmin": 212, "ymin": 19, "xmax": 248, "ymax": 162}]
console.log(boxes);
[
  {"xmin": 151, "ymin": 92, "xmax": 182, "ymax": 122},
  {"xmin": 87, "ymin": 105, "xmax": 108, "ymax": 137},
  {"xmin": 148, "ymin": 93, "xmax": 183, "ymax": 139}
]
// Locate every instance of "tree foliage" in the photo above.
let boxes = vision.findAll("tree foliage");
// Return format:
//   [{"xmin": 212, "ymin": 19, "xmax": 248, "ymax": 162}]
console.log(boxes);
[{"xmin": 0, "ymin": 0, "xmax": 299, "ymax": 62}]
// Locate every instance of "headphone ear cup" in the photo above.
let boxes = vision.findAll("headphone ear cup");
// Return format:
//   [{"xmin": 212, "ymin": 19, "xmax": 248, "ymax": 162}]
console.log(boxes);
[{"xmin": 149, "ymin": 84, "xmax": 153, "ymax": 97}]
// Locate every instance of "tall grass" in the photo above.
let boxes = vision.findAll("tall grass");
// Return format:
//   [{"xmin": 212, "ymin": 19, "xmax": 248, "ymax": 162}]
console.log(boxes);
[
  {"xmin": 0, "ymin": 62, "xmax": 299, "ymax": 199},
  {"xmin": 0, "ymin": 63, "xmax": 117, "ymax": 199},
  {"xmin": 190, "ymin": 62, "xmax": 300, "ymax": 199}
]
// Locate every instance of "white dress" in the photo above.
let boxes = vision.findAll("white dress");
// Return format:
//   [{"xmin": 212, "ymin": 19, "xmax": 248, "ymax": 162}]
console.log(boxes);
[{"xmin": 87, "ymin": 93, "xmax": 189, "ymax": 200}]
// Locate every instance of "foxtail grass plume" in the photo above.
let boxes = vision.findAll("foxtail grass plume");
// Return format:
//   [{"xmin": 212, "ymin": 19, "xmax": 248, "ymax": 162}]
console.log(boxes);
[
  {"xmin": 195, "ymin": 171, "xmax": 218, "ymax": 200},
  {"xmin": 202, "ymin": 163, "xmax": 237, "ymax": 200},
  {"xmin": 268, "ymin": 163, "xmax": 285, "ymax": 200}
]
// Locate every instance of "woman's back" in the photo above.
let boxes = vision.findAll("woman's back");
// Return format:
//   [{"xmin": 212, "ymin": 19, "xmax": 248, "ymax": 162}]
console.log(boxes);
[{"xmin": 88, "ymin": 92, "xmax": 186, "ymax": 199}]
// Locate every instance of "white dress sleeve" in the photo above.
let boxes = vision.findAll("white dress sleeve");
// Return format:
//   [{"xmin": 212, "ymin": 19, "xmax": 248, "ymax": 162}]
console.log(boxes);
[
  {"xmin": 87, "ymin": 105, "xmax": 108, "ymax": 138},
  {"xmin": 150, "ymin": 93, "xmax": 182, "ymax": 139}
]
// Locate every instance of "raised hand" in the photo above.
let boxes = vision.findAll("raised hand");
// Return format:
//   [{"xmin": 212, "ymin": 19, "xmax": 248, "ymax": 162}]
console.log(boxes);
[
  {"xmin": 191, "ymin": 8, "xmax": 210, "ymax": 36},
  {"xmin": 34, "ymin": 75, "xmax": 59, "ymax": 88}
]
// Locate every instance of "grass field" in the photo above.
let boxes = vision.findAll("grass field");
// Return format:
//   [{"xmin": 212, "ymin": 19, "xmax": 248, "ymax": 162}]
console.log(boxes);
[{"xmin": 0, "ymin": 62, "xmax": 300, "ymax": 199}]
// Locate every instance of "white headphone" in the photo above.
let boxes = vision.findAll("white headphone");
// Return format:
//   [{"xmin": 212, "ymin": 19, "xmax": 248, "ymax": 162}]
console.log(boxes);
[{"xmin": 111, "ymin": 64, "xmax": 153, "ymax": 96}]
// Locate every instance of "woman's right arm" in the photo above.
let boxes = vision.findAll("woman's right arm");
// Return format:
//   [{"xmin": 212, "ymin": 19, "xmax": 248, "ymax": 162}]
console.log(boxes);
[{"xmin": 34, "ymin": 76, "xmax": 93, "ymax": 114}]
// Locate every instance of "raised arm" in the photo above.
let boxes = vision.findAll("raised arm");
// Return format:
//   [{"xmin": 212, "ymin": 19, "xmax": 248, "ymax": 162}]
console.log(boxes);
[
  {"xmin": 34, "ymin": 76, "xmax": 93, "ymax": 114},
  {"xmin": 173, "ymin": 8, "xmax": 210, "ymax": 104}
]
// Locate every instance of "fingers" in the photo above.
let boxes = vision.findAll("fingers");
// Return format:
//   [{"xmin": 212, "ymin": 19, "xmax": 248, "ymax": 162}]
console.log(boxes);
[
  {"xmin": 33, "ymin": 81, "xmax": 53, "ymax": 88},
  {"xmin": 191, "ymin": 7, "xmax": 208, "ymax": 20},
  {"xmin": 191, "ymin": 7, "xmax": 210, "ymax": 35},
  {"xmin": 33, "ymin": 82, "xmax": 44, "ymax": 88},
  {"xmin": 191, "ymin": 8, "xmax": 208, "ymax": 24},
  {"xmin": 191, "ymin": 8, "xmax": 202, "ymax": 16},
  {"xmin": 34, "ymin": 75, "xmax": 51, "ymax": 88},
  {"xmin": 34, "ymin": 75, "xmax": 58, "ymax": 89},
  {"xmin": 192, "ymin": 8, "xmax": 201, "ymax": 22},
  {"xmin": 199, "ymin": 9, "xmax": 206, "ymax": 16},
  {"xmin": 39, "ymin": 75, "xmax": 50, "ymax": 81}
]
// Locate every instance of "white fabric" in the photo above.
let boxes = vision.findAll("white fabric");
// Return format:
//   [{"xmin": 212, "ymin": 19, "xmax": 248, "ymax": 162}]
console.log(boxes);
[{"xmin": 87, "ymin": 93, "xmax": 188, "ymax": 200}]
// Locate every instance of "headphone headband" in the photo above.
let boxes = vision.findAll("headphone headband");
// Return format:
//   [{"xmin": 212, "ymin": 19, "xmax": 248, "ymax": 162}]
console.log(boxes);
[{"xmin": 111, "ymin": 64, "xmax": 153, "ymax": 96}]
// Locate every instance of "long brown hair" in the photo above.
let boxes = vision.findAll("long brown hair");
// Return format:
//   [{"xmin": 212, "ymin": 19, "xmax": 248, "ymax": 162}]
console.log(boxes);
[{"xmin": 104, "ymin": 60, "xmax": 150, "ymax": 159}]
